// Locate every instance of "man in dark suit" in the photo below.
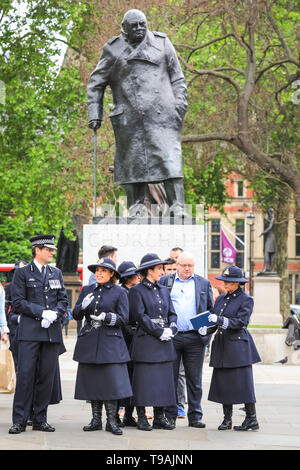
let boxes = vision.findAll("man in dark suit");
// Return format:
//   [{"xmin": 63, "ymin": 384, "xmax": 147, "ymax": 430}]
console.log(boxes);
[
  {"xmin": 159, "ymin": 251, "xmax": 213, "ymax": 428},
  {"xmin": 8, "ymin": 235, "xmax": 68, "ymax": 434}
]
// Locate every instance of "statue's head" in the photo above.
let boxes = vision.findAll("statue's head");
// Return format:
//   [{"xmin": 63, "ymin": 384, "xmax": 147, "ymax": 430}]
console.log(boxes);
[
  {"xmin": 121, "ymin": 9, "xmax": 147, "ymax": 44},
  {"xmin": 267, "ymin": 208, "xmax": 274, "ymax": 217}
]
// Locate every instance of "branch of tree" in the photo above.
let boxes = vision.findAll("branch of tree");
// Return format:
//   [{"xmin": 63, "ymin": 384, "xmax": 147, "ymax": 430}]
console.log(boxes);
[
  {"xmin": 0, "ymin": 8, "xmax": 6, "ymax": 26},
  {"xmin": 182, "ymin": 133, "xmax": 236, "ymax": 144},
  {"xmin": 266, "ymin": 5, "xmax": 298, "ymax": 66},
  {"xmin": 53, "ymin": 37, "xmax": 81, "ymax": 55},
  {"xmin": 275, "ymin": 71, "xmax": 300, "ymax": 107},
  {"xmin": 256, "ymin": 59, "xmax": 298, "ymax": 83},
  {"xmin": 178, "ymin": 54, "xmax": 241, "ymax": 94},
  {"xmin": 185, "ymin": 33, "xmax": 235, "ymax": 61},
  {"xmin": 243, "ymin": 2, "xmax": 257, "ymax": 104}
]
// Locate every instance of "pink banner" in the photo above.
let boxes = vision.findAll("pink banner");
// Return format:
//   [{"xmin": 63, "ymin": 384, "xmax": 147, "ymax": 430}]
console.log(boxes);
[{"xmin": 221, "ymin": 230, "xmax": 236, "ymax": 264}]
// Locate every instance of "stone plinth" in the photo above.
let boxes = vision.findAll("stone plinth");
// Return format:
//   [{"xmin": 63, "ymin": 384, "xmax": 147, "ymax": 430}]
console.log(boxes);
[
  {"xmin": 250, "ymin": 274, "xmax": 283, "ymax": 326},
  {"xmin": 82, "ymin": 217, "xmax": 205, "ymax": 286},
  {"xmin": 249, "ymin": 328, "xmax": 300, "ymax": 365}
]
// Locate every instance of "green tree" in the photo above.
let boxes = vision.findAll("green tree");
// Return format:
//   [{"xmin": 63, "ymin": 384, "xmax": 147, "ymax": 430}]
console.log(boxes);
[{"xmin": 0, "ymin": 0, "xmax": 92, "ymax": 261}]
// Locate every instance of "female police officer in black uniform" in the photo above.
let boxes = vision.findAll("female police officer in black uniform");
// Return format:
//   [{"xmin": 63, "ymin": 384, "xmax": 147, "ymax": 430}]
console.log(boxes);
[
  {"xmin": 117, "ymin": 261, "xmax": 140, "ymax": 428},
  {"xmin": 128, "ymin": 253, "xmax": 178, "ymax": 431},
  {"xmin": 72, "ymin": 258, "xmax": 132, "ymax": 435},
  {"xmin": 199, "ymin": 266, "xmax": 261, "ymax": 431}
]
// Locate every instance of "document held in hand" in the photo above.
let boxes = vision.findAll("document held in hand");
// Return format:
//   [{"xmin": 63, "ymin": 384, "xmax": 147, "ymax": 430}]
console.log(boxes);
[{"xmin": 189, "ymin": 311, "xmax": 214, "ymax": 330}]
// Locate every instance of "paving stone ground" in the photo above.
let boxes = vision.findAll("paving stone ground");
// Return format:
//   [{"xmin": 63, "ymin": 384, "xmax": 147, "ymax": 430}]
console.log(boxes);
[{"xmin": 1, "ymin": 331, "xmax": 299, "ymax": 451}]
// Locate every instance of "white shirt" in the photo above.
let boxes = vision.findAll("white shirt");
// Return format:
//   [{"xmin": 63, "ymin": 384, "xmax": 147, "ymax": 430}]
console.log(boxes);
[{"xmin": 33, "ymin": 259, "xmax": 46, "ymax": 273}]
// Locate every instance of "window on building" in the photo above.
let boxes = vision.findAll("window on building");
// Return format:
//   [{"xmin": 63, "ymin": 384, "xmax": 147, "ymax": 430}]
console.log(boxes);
[
  {"xmin": 289, "ymin": 273, "xmax": 300, "ymax": 304},
  {"xmin": 210, "ymin": 219, "xmax": 220, "ymax": 269},
  {"xmin": 296, "ymin": 222, "xmax": 300, "ymax": 256},
  {"xmin": 237, "ymin": 181, "xmax": 244, "ymax": 197},
  {"xmin": 235, "ymin": 219, "xmax": 245, "ymax": 269},
  {"xmin": 296, "ymin": 275, "xmax": 300, "ymax": 304}
]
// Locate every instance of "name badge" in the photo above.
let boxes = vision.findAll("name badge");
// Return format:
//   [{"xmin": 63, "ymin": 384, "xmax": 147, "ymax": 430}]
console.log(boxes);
[{"xmin": 49, "ymin": 279, "xmax": 61, "ymax": 289}]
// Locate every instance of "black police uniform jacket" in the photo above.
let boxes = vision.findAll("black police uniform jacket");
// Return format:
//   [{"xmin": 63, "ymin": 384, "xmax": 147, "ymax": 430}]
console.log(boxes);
[
  {"xmin": 12, "ymin": 261, "xmax": 68, "ymax": 343},
  {"xmin": 120, "ymin": 285, "xmax": 137, "ymax": 350},
  {"xmin": 72, "ymin": 281, "xmax": 130, "ymax": 364},
  {"xmin": 128, "ymin": 279, "xmax": 177, "ymax": 363},
  {"xmin": 209, "ymin": 287, "xmax": 261, "ymax": 368}
]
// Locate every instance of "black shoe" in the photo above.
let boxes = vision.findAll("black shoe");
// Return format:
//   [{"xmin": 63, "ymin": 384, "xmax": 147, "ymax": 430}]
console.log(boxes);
[
  {"xmin": 153, "ymin": 416, "xmax": 175, "ymax": 430},
  {"xmin": 136, "ymin": 407, "xmax": 152, "ymax": 431},
  {"xmin": 168, "ymin": 418, "xmax": 176, "ymax": 428},
  {"xmin": 83, "ymin": 400, "xmax": 103, "ymax": 431},
  {"xmin": 122, "ymin": 415, "xmax": 137, "ymax": 427},
  {"xmin": 218, "ymin": 405, "xmax": 232, "ymax": 430},
  {"xmin": 234, "ymin": 403, "xmax": 259, "ymax": 431},
  {"xmin": 32, "ymin": 422, "xmax": 55, "ymax": 432},
  {"xmin": 8, "ymin": 423, "xmax": 26, "ymax": 434},
  {"xmin": 218, "ymin": 418, "xmax": 232, "ymax": 430},
  {"xmin": 83, "ymin": 418, "xmax": 102, "ymax": 431},
  {"xmin": 137, "ymin": 416, "xmax": 152, "ymax": 431},
  {"xmin": 104, "ymin": 400, "xmax": 123, "ymax": 435},
  {"xmin": 188, "ymin": 420, "xmax": 206, "ymax": 428},
  {"xmin": 105, "ymin": 420, "xmax": 123, "ymax": 435},
  {"xmin": 234, "ymin": 416, "xmax": 259, "ymax": 431}
]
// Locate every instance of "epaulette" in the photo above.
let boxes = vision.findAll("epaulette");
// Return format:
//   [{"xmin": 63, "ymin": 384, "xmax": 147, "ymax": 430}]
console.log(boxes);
[
  {"xmin": 107, "ymin": 36, "xmax": 119, "ymax": 45},
  {"xmin": 153, "ymin": 31, "xmax": 167, "ymax": 38}
]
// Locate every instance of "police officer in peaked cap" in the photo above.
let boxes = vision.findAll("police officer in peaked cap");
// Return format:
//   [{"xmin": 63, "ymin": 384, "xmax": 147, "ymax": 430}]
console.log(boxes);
[
  {"xmin": 72, "ymin": 257, "xmax": 132, "ymax": 436},
  {"xmin": 198, "ymin": 265, "xmax": 261, "ymax": 431},
  {"xmin": 128, "ymin": 253, "xmax": 178, "ymax": 431},
  {"xmin": 117, "ymin": 261, "xmax": 141, "ymax": 428},
  {"xmin": 9, "ymin": 235, "xmax": 68, "ymax": 434}
]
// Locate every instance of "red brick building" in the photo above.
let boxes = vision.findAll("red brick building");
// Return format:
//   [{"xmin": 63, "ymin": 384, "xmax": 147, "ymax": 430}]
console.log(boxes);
[{"xmin": 207, "ymin": 173, "xmax": 300, "ymax": 304}]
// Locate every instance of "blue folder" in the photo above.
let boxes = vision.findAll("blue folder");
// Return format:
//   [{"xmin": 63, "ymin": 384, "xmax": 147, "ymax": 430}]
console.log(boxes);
[{"xmin": 189, "ymin": 311, "xmax": 215, "ymax": 330}]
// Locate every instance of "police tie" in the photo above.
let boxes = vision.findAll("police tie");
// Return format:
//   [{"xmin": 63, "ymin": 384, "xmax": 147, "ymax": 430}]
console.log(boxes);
[{"xmin": 41, "ymin": 265, "xmax": 46, "ymax": 281}]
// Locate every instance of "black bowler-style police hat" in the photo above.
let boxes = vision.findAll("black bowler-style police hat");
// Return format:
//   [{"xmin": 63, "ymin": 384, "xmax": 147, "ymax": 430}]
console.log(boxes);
[
  {"xmin": 30, "ymin": 234, "xmax": 57, "ymax": 250},
  {"xmin": 216, "ymin": 265, "xmax": 248, "ymax": 283},
  {"xmin": 118, "ymin": 261, "xmax": 138, "ymax": 278},
  {"xmin": 136, "ymin": 253, "xmax": 169, "ymax": 272},
  {"xmin": 88, "ymin": 257, "xmax": 120, "ymax": 278}
]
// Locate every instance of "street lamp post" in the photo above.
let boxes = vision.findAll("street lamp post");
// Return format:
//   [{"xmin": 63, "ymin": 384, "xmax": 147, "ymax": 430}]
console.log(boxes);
[{"xmin": 246, "ymin": 213, "xmax": 256, "ymax": 296}]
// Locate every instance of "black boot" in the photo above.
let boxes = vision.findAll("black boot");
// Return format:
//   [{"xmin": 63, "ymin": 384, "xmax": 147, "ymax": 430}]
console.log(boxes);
[
  {"xmin": 122, "ymin": 406, "xmax": 137, "ymax": 427},
  {"xmin": 234, "ymin": 403, "xmax": 259, "ymax": 431},
  {"xmin": 153, "ymin": 407, "xmax": 175, "ymax": 430},
  {"xmin": 218, "ymin": 405, "xmax": 232, "ymax": 430},
  {"xmin": 83, "ymin": 401, "xmax": 103, "ymax": 431},
  {"xmin": 136, "ymin": 406, "xmax": 152, "ymax": 431},
  {"xmin": 104, "ymin": 401, "xmax": 123, "ymax": 435}
]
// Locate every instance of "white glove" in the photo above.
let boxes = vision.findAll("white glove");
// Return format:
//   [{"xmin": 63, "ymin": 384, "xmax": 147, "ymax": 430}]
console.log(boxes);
[
  {"xmin": 160, "ymin": 328, "xmax": 173, "ymax": 341},
  {"xmin": 41, "ymin": 318, "xmax": 51, "ymax": 328},
  {"xmin": 90, "ymin": 312, "xmax": 106, "ymax": 322},
  {"xmin": 82, "ymin": 293, "xmax": 94, "ymax": 309},
  {"xmin": 198, "ymin": 326, "xmax": 208, "ymax": 335},
  {"xmin": 208, "ymin": 313, "xmax": 218, "ymax": 323},
  {"xmin": 42, "ymin": 310, "xmax": 57, "ymax": 323}
]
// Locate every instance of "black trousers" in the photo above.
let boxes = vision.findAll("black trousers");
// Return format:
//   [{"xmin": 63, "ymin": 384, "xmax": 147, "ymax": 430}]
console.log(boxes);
[
  {"xmin": 12, "ymin": 340, "xmax": 60, "ymax": 424},
  {"xmin": 165, "ymin": 332, "xmax": 207, "ymax": 422}
]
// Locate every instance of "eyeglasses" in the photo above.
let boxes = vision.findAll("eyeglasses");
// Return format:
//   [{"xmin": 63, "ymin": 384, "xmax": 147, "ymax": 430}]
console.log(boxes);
[{"xmin": 178, "ymin": 263, "xmax": 194, "ymax": 269}]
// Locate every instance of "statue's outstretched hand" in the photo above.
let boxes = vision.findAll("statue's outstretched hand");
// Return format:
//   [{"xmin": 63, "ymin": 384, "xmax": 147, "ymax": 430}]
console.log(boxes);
[{"xmin": 89, "ymin": 119, "xmax": 101, "ymax": 131}]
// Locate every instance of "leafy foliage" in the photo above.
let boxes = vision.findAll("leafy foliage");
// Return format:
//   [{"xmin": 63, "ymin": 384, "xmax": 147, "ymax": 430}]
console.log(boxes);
[{"xmin": 0, "ymin": 0, "xmax": 92, "ymax": 261}]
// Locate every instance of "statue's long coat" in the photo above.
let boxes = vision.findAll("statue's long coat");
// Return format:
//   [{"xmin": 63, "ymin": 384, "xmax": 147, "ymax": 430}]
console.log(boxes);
[{"xmin": 87, "ymin": 31, "xmax": 187, "ymax": 184}]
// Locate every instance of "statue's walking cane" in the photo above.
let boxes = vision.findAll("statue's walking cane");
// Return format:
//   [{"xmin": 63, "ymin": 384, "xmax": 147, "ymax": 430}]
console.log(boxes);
[{"xmin": 93, "ymin": 129, "xmax": 97, "ymax": 218}]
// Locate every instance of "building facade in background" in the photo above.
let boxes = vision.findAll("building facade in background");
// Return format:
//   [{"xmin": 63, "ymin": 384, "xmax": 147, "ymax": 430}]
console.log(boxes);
[{"xmin": 207, "ymin": 173, "xmax": 300, "ymax": 305}]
